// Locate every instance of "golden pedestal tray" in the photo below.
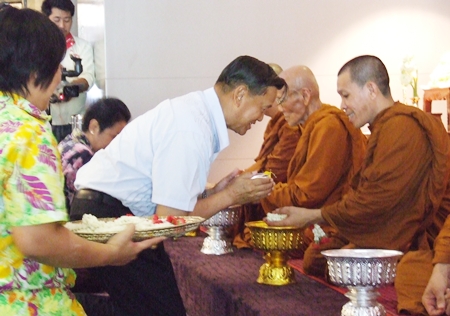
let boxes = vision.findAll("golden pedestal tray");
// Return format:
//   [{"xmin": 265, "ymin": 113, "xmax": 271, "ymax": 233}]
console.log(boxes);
[{"xmin": 245, "ymin": 221, "xmax": 303, "ymax": 286}]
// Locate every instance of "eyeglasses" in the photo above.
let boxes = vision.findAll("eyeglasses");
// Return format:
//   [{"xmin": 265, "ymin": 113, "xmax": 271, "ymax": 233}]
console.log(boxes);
[
  {"xmin": 276, "ymin": 89, "xmax": 288, "ymax": 106},
  {"xmin": 276, "ymin": 88, "xmax": 302, "ymax": 107}
]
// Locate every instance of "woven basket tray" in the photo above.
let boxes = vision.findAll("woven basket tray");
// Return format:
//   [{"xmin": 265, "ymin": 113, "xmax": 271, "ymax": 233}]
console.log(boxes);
[{"xmin": 67, "ymin": 216, "xmax": 205, "ymax": 243}]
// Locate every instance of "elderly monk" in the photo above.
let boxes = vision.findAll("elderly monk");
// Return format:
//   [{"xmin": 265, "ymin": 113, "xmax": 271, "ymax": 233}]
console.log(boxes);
[
  {"xmin": 233, "ymin": 63, "xmax": 302, "ymax": 249},
  {"xmin": 258, "ymin": 65, "xmax": 367, "ymax": 273},
  {"xmin": 266, "ymin": 55, "xmax": 450, "ymax": 315}
]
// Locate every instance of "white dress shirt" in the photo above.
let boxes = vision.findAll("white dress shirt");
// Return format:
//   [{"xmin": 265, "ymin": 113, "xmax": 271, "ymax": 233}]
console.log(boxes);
[{"xmin": 75, "ymin": 88, "xmax": 229, "ymax": 216}]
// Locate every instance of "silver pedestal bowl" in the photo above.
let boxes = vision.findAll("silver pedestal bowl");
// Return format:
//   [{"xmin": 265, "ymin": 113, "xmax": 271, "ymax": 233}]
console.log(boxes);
[
  {"xmin": 321, "ymin": 249, "xmax": 403, "ymax": 316},
  {"xmin": 200, "ymin": 205, "xmax": 241, "ymax": 255}
]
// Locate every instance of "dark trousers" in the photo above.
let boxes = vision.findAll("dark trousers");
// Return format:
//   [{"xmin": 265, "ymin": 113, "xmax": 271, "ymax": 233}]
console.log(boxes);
[
  {"xmin": 52, "ymin": 124, "xmax": 72, "ymax": 143},
  {"xmin": 71, "ymin": 190, "xmax": 186, "ymax": 316}
]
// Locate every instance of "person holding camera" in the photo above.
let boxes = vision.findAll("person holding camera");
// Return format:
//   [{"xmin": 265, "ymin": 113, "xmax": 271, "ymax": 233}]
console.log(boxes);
[{"xmin": 42, "ymin": 0, "xmax": 95, "ymax": 143}]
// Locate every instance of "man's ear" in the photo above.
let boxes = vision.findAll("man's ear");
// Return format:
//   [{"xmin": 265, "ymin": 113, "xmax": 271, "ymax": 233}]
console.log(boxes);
[
  {"xmin": 233, "ymin": 85, "xmax": 248, "ymax": 106},
  {"xmin": 366, "ymin": 81, "xmax": 378, "ymax": 99}
]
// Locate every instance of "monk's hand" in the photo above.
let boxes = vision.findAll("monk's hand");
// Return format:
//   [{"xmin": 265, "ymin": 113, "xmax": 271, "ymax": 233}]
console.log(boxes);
[
  {"xmin": 422, "ymin": 263, "xmax": 450, "ymax": 316},
  {"xmin": 105, "ymin": 224, "xmax": 166, "ymax": 266},
  {"xmin": 264, "ymin": 207, "xmax": 322, "ymax": 228},
  {"xmin": 223, "ymin": 171, "xmax": 274, "ymax": 205}
]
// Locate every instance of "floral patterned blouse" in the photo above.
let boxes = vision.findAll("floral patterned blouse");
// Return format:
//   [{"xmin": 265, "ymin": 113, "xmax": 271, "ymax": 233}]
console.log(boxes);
[
  {"xmin": 0, "ymin": 93, "xmax": 84, "ymax": 315},
  {"xmin": 58, "ymin": 130, "xmax": 93, "ymax": 208}
]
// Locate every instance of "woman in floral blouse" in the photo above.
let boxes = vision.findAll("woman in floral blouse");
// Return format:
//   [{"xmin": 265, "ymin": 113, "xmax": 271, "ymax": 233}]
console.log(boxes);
[
  {"xmin": 0, "ymin": 7, "xmax": 163, "ymax": 316},
  {"xmin": 58, "ymin": 98, "xmax": 131, "ymax": 210}
]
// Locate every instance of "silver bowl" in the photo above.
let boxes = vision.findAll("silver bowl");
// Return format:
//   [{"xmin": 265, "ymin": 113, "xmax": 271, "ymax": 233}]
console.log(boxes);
[
  {"xmin": 321, "ymin": 249, "xmax": 403, "ymax": 316},
  {"xmin": 200, "ymin": 205, "xmax": 240, "ymax": 255}
]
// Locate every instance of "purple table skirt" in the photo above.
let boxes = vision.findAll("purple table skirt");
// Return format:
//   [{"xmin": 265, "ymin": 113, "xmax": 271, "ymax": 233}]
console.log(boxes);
[{"xmin": 165, "ymin": 237, "xmax": 348, "ymax": 316}]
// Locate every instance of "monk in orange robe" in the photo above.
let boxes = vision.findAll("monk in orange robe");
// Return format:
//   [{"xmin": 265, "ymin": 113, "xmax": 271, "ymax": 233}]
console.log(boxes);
[
  {"xmin": 266, "ymin": 55, "xmax": 450, "ymax": 315},
  {"xmin": 257, "ymin": 65, "xmax": 366, "ymax": 268}
]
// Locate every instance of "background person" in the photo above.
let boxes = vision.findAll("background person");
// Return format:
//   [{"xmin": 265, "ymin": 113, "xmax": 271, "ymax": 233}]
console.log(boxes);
[
  {"xmin": 266, "ymin": 55, "xmax": 450, "ymax": 315},
  {"xmin": 71, "ymin": 55, "xmax": 286, "ymax": 315},
  {"xmin": 0, "ymin": 7, "xmax": 164, "ymax": 315},
  {"xmin": 58, "ymin": 97, "xmax": 131, "ymax": 210},
  {"xmin": 42, "ymin": 0, "xmax": 95, "ymax": 143}
]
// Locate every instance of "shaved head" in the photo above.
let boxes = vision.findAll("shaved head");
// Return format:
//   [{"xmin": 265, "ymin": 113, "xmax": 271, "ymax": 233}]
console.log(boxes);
[{"xmin": 281, "ymin": 65, "xmax": 320, "ymax": 100}]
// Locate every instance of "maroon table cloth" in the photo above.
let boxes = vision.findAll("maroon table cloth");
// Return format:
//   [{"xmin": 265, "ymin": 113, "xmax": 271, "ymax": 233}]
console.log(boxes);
[{"xmin": 164, "ymin": 237, "xmax": 348, "ymax": 316}]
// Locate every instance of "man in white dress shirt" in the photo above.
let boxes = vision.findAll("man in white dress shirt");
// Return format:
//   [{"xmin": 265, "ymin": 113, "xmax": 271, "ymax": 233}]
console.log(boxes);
[{"xmin": 71, "ymin": 55, "xmax": 287, "ymax": 316}]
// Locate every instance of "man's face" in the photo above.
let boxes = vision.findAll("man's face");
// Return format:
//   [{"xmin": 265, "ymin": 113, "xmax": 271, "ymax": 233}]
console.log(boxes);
[
  {"xmin": 277, "ymin": 86, "xmax": 307, "ymax": 126},
  {"xmin": 337, "ymin": 70, "xmax": 375, "ymax": 128},
  {"xmin": 49, "ymin": 8, "xmax": 72, "ymax": 37},
  {"xmin": 229, "ymin": 86, "xmax": 278, "ymax": 135}
]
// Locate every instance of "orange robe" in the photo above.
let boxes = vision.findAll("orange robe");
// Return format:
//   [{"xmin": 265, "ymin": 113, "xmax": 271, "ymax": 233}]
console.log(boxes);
[
  {"xmin": 257, "ymin": 105, "xmax": 367, "ymax": 266},
  {"xmin": 254, "ymin": 111, "xmax": 301, "ymax": 184},
  {"xmin": 320, "ymin": 103, "xmax": 450, "ymax": 314},
  {"xmin": 260, "ymin": 104, "xmax": 367, "ymax": 211},
  {"xmin": 232, "ymin": 112, "xmax": 301, "ymax": 248}
]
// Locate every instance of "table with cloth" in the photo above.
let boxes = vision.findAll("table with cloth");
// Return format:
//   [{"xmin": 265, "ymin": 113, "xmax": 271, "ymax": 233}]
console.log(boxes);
[{"xmin": 164, "ymin": 236, "xmax": 349, "ymax": 316}]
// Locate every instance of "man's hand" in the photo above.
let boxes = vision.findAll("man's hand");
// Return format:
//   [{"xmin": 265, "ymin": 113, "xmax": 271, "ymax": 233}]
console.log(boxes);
[
  {"xmin": 263, "ymin": 206, "xmax": 323, "ymax": 228},
  {"xmin": 422, "ymin": 263, "xmax": 450, "ymax": 316},
  {"xmin": 105, "ymin": 224, "xmax": 166, "ymax": 266},
  {"xmin": 222, "ymin": 171, "xmax": 274, "ymax": 206},
  {"xmin": 211, "ymin": 168, "xmax": 243, "ymax": 194}
]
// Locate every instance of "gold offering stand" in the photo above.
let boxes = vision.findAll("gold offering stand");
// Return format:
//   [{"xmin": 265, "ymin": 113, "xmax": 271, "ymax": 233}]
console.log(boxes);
[{"xmin": 245, "ymin": 221, "xmax": 303, "ymax": 286}]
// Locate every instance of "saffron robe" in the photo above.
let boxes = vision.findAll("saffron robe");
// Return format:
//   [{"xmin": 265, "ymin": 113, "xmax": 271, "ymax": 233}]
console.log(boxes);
[
  {"xmin": 258, "ymin": 104, "xmax": 367, "ymax": 262},
  {"xmin": 254, "ymin": 111, "xmax": 301, "ymax": 183},
  {"xmin": 232, "ymin": 112, "xmax": 301, "ymax": 248},
  {"xmin": 260, "ymin": 104, "xmax": 367, "ymax": 211},
  {"xmin": 321, "ymin": 103, "xmax": 450, "ymax": 314}
]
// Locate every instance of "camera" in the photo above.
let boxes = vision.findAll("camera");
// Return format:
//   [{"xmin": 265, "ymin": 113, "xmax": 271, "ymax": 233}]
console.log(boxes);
[{"xmin": 50, "ymin": 54, "xmax": 83, "ymax": 103}]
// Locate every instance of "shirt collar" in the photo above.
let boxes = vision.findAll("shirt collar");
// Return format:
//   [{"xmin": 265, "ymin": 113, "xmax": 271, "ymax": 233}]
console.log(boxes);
[
  {"xmin": 0, "ymin": 92, "xmax": 51, "ymax": 122},
  {"xmin": 204, "ymin": 87, "xmax": 229, "ymax": 153}
]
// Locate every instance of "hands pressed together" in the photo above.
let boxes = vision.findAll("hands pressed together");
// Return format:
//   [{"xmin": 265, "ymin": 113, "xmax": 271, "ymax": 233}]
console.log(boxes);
[{"xmin": 220, "ymin": 169, "xmax": 275, "ymax": 206}]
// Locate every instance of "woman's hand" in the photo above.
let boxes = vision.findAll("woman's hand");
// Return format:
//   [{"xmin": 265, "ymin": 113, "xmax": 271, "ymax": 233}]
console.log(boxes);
[
  {"xmin": 105, "ymin": 224, "xmax": 166, "ymax": 266},
  {"xmin": 12, "ymin": 222, "xmax": 166, "ymax": 268}
]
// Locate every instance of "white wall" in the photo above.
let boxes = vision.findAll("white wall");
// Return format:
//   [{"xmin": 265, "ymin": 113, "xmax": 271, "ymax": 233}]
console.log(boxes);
[{"xmin": 103, "ymin": 0, "xmax": 450, "ymax": 183}]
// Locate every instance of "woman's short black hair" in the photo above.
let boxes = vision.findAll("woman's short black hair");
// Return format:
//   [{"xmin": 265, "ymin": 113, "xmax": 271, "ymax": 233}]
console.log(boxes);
[
  {"xmin": 216, "ymin": 55, "xmax": 287, "ymax": 95},
  {"xmin": 82, "ymin": 98, "xmax": 132, "ymax": 133},
  {"xmin": 0, "ymin": 7, "xmax": 66, "ymax": 96},
  {"xmin": 41, "ymin": 0, "xmax": 75, "ymax": 17}
]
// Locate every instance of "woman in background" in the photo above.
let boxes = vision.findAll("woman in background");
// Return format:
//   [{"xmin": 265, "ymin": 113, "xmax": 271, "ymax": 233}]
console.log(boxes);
[
  {"xmin": 59, "ymin": 98, "xmax": 131, "ymax": 209},
  {"xmin": 0, "ymin": 7, "xmax": 163, "ymax": 315}
]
